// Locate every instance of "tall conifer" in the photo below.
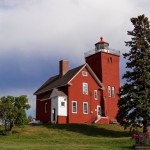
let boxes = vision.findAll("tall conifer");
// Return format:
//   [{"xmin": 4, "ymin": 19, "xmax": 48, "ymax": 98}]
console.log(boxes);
[{"xmin": 116, "ymin": 14, "xmax": 150, "ymax": 133}]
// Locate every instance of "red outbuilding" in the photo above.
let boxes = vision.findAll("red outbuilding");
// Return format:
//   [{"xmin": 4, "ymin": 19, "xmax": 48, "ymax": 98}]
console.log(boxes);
[{"xmin": 34, "ymin": 38, "xmax": 120, "ymax": 124}]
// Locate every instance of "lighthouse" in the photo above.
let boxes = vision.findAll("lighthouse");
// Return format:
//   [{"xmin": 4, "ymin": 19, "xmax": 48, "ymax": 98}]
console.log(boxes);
[{"xmin": 85, "ymin": 37, "xmax": 120, "ymax": 123}]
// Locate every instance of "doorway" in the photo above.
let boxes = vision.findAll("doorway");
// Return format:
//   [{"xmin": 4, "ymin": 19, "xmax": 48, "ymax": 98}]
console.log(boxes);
[{"xmin": 97, "ymin": 105, "xmax": 101, "ymax": 118}]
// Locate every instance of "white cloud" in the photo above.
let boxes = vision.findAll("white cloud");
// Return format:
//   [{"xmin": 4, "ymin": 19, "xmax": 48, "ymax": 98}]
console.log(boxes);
[
  {"xmin": 1, "ymin": 0, "xmax": 149, "ymax": 63},
  {"xmin": 0, "ymin": 0, "xmax": 149, "ymax": 116}
]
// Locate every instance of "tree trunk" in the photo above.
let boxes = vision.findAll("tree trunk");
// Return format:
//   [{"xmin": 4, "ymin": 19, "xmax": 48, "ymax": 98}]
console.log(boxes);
[
  {"xmin": 9, "ymin": 120, "xmax": 14, "ymax": 131},
  {"xmin": 4, "ymin": 120, "xmax": 7, "ymax": 131},
  {"xmin": 143, "ymin": 124, "xmax": 148, "ymax": 133}
]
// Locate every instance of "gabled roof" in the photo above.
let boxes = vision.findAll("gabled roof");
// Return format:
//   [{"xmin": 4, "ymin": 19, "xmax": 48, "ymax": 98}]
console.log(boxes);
[
  {"xmin": 34, "ymin": 63, "xmax": 104, "ymax": 95},
  {"xmin": 34, "ymin": 65, "xmax": 84, "ymax": 95}
]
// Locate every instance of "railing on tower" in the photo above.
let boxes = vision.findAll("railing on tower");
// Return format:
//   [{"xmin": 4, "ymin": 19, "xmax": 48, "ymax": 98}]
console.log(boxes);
[{"xmin": 84, "ymin": 48, "xmax": 120, "ymax": 58}]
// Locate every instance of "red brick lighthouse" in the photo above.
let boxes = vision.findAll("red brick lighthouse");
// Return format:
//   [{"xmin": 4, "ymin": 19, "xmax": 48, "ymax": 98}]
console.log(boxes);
[{"xmin": 85, "ymin": 37, "xmax": 120, "ymax": 123}]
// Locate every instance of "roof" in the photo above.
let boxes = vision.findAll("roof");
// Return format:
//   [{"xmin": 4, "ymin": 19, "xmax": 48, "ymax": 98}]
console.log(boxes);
[
  {"xmin": 34, "ymin": 63, "xmax": 104, "ymax": 95},
  {"xmin": 34, "ymin": 65, "xmax": 84, "ymax": 95},
  {"xmin": 51, "ymin": 88, "xmax": 67, "ymax": 97},
  {"xmin": 95, "ymin": 37, "xmax": 109, "ymax": 45}
]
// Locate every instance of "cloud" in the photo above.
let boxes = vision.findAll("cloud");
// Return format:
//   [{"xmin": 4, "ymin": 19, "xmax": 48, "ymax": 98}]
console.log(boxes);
[
  {"xmin": 0, "ymin": 0, "xmax": 136, "ymax": 56},
  {"xmin": 0, "ymin": 0, "xmax": 149, "ymax": 116}
]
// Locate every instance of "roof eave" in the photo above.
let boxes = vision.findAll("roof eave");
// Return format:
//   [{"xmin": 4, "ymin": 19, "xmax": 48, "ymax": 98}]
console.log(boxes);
[
  {"xmin": 85, "ymin": 63, "xmax": 105, "ymax": 90},
  {"xmin": 34, "ymin": 83, "xmax": 69, "ymax": 95}
]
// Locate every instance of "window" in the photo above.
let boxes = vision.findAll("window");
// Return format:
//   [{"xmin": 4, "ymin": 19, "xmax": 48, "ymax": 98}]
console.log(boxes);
[
  {"xmin": 83, "ymin": 83, "xmax": 88, "ymax": 95},
  {"xmin": 82, "ymin": 71, "xmax": 88, "ymax": 76},
  {"xmin": 108, "ymin": 86, "xmax": 115, "ymax": 98},
  {"xmin": 83, "ymin": 102, "xmax": 88, "ymax": 114},
  {"xmin": 72, "ymin": 101, "xmax": 77, "ymax": 113},
  {"xmin": 45, "ymin": 102, "xmax": 47, "ymax": 113},
  {"xmin": 108, "ymin": 86, "xmax": 111, "ymax": 97},
  {"xmin": 111, "ymin": 87, "xmax": 115, "ymax": 98},
  {"xmin": 94, "ymin": 90, "xmax": 98, "ymax": 100},
  {"xmin": 61, "ymin": 102, "xmax": 65, "ymax": 106}
]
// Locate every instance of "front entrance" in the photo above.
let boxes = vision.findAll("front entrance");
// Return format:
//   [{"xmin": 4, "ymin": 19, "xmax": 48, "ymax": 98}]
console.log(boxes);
[{"xmin": 97, "ymin": 105, "xmax": 101, "ymax": 118}]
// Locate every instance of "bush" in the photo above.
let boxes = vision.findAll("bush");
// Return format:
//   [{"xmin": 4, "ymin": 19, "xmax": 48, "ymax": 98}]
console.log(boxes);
[{"xmin": 0, "ymin": 130, "xmax": 12, "ymax": 136}]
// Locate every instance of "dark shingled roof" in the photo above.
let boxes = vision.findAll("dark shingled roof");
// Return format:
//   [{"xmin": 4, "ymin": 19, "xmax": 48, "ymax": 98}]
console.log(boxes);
[
  {"xmin": 52, "ymin": 88, "xmax": 67, "ymax": 97},
  {"xmin": 34, "ymin": 65, "xmax": 84, "ymax": 95}
]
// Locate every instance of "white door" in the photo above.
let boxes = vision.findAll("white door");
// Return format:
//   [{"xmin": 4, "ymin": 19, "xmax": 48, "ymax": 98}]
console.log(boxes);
[{"xmin": 97, "ymin": 105, "xmax": 101, "ymax": 118}]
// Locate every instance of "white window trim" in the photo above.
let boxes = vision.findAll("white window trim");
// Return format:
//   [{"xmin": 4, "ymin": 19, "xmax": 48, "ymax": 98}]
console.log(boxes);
[
  {"xmin": 82, "ymin": 71, "xmax": 88, "ymax": 76},
  {"xmin": 108, "ymin": 86, "xmax": 111, "ymax": 97},
  {"xmin": 72, "ymin": 101, "xmax": 77, "ymax": 113},
  {"xmin": 45, "ymin": 102, "xmax": 47, "ymax": 113},
  {"xmin": 94, "ymin": 90, "xmax": 98, "ymax": 100},
  {"xmin": 83, "ymin": 82, "xmax": 88, "ymax": 95},
  {"xmin": 83, "ymin": 102, "xmax": 88, "ymax": 114}
]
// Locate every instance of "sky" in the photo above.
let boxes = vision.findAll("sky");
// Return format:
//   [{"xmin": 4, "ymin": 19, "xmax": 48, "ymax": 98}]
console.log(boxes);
[{"xmin": 0, "ymin": 0, "xmax": 149, "ymax": 117}]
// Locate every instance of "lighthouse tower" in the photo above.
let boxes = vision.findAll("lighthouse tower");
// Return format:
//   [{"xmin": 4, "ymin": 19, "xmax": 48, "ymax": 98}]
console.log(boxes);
[{"xmin": 85, "ymin": 37, "xmax": 120, "ymax": 123}]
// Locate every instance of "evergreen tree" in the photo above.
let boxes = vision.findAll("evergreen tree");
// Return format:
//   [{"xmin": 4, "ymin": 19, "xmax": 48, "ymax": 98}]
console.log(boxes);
[{"xmin": 116, "ymin": 14, "xmax": 150, "ymax": 133}]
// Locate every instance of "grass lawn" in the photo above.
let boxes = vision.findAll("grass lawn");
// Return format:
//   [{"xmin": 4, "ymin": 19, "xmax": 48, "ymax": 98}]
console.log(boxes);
[{"xmin": 0, "ymin": 124, "xmax": 134, "ymax": 150}]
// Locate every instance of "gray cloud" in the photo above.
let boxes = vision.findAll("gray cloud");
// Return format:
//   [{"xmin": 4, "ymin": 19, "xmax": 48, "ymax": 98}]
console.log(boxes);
[{"xmin": 0, "ymin": 0, "xmax": 149, "ymax": 116}]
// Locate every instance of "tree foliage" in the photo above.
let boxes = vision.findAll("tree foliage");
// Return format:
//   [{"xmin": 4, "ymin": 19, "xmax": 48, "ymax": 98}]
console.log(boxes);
[
  {"xmin": 116, "ymin": 14, "xmax": 150, "ymax": 133},
  {"xmin": 0, "ymin": 95, "xmax": 30, "ymax": 131}
]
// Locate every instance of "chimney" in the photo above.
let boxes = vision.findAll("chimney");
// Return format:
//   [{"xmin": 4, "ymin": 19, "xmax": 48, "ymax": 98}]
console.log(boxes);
[{"xmin": 59, "ymin": 60, "xmax": 69, "ymax": 76}]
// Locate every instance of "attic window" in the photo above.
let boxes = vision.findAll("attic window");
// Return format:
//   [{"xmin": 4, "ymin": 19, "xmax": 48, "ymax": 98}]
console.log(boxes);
[{"xmin": 82, "ymin": 71, "xmax": 88, "ymax": 76}]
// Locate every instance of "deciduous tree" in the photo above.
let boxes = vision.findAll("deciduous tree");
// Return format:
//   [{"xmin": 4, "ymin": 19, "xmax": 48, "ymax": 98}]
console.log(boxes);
[{"xmin": 0, "ymin": 95, "xmax": 30, "ymax": 131}]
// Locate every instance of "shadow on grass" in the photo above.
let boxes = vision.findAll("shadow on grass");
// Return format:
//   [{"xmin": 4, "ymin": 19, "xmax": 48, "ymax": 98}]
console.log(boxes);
[
  {"xmin": 0, "ymin": 129, "xmax": 19, "ymax": 136},
  {"xmin": 32, "ymin": 124, "xmax": 131, "ymax": 138},
  {"xmin": 119, "ymin": 146, "xmax": 134, "ymax": 150}
]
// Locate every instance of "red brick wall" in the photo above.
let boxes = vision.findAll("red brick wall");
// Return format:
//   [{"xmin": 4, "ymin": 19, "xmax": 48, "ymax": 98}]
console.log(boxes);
[
  {"xmin": 59, "ymin": 60, "xmax": 69, "ymax": 76},
  {"xmin": 68, "ymin": 66, "xmax": 101, "ymax": 124},
  {"xmin": 57, "ymin": 116, "xmax": 67, "ymax": 124}
]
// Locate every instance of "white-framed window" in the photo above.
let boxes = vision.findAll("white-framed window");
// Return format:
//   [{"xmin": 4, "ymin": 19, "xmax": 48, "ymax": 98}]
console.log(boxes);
[
  {"xmin": 83, "ymin": 102, "xmax": 88, "ymax": 114},
  {"xmin": 83, "ymin": 83, "xmax": 88, "ymax": 95},
  {"xmin": 108, "ymin": 86, "xmax": 111, "ymax": 97},
  {"xmin": 94, "ymin": 90, "xmax": 98, "ymax": 100},
  {"xmin": 82, "ymin": 71, "xmax": 88, "ymax": 76},
  {"xmin": 61, "ymin": 101, "xmax": 65, "ymax": 107},
  {"xmin": 72, "ymin": 101, "xmax": 77, "ymax": 113},
  {"xmin": 45, "ymin": 102, "xmax": 47, "ymax": 113},
  {"xmin": 111, "ymin": 86, "xmax": 115, "ymax": 98}
]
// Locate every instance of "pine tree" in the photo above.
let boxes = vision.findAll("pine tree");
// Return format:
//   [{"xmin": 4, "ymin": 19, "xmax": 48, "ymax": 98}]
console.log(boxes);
[{"xmin": 116, "ymin": 14, "xmax": 150, "ymax": 133}]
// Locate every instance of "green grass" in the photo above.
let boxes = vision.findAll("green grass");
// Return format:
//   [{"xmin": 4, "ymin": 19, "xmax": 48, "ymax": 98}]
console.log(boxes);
[{"xmin": 0, "ymin": 124, "xmax": 134, "ymax": 150}]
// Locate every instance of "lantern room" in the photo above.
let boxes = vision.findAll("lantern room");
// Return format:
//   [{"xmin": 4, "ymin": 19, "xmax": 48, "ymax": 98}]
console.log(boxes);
[{"xmin": 95, "ymin": 37, "xmax": 109, "ymax": 51}]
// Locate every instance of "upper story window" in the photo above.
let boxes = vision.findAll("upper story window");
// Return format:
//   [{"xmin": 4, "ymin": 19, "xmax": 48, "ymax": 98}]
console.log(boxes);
[
  {"xmin": 94, "ymin": 90, "xmax": 98, "ymax": 100},
  {"xmin": 111, "ymin": 87, "xmax": 115, "ymax": 98},
  {"xmin": 83, "ymin": 102, "xmax": 88, "ymax": 114},
  {"xmin": 82, "ymin": 71, "xmax": 88, "ymax": 76},
  {"xmin": 72, "ymin": 101, "xmax": 77, "ymax": 113},
  {"xmin": 83, "ymin": 83, "xmax": 88, "ymax": 95},
  {"xmin": 108, "ymin": 86, "xmax": 111, "ymax": 97},
  {"xmin": 108, "ymin": 86, "xmax": 115, "ymax": 98}
]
